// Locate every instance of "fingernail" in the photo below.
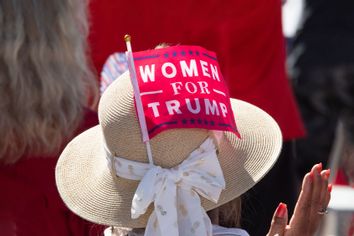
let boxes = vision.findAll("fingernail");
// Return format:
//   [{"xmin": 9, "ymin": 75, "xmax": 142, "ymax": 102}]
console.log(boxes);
[
  {"xmin": 317, "ymin": 163, "xmax": 323, "ymax": 173},
  {"xmin": 309, "ymin": 171, "xmax": 314, "ymax": 180},
  {"xmin": 324, "ymin": 169, "xmax": 331, "ymax": 179},
  {"xmin": 276, "ymin": 202, "xmax": 287, "ymax": 218},
  {"xmin": 328, "ymin": 184, "xmax": 333, "ymax": 192}
]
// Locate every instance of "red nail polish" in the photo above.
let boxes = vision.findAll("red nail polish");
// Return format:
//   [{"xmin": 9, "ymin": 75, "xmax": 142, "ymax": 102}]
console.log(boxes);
[
  {"xmin": 328, "ymin": 184, "xmax": 333, "ymax": 192},
  {"xmin": 325, "ymin": 169, "xmax": 331, "ymax": 179},
  {"xmin": 317, "ymin": 163, "xmax": 323, "ymax": 173},
  {"xmin": 276, "ymin": 203, "xmax": 287, "ymax": 218}
]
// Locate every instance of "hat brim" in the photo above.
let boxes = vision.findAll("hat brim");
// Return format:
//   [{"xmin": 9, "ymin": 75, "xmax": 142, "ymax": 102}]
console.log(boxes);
[{"xmin": 56, "ymin": 98, "xmax": 282, "ymax": 227}]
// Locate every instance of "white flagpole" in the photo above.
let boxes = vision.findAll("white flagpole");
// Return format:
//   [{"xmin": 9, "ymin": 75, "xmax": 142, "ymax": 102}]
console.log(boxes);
[{"xmin": 124, "ymin": 35, "xmax": 154, "ymax": 165}]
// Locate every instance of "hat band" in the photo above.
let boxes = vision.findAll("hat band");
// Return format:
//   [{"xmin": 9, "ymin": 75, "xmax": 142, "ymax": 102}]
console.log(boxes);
[{"xmin": 104, "ymin": 137, "xmax": 226, "ymax": 236}]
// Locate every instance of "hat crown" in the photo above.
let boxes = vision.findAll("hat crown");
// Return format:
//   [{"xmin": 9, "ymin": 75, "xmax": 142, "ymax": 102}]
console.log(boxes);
[{"xmin": 98, "ymin": 72, "xmax": 210, "ymax": 167}]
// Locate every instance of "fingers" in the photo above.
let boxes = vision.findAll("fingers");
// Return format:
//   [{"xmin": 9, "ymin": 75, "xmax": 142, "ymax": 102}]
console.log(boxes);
[
  {"xmin": 319, "ymin": 169, "xmax": 331, "ymax": 211},
  {"xmin": 310, "ymin": 163, "xmax": 323, "ymax": 217},
  {"xmin": 288, "ymin": 169, "xmax": 313, "ymax": 230},
  {"xmin": 289, "ymin": 163, "xmax": 332, "ymax": 235},
  {"xmin": 309, "ymin": 165, "xmax": 332, "ymax": 234},
  {"xmin": 267, "ymin": 203, "xmax": 288, "ymax": 236},
  {"xmin": 325, "ymin": 184, "xmax": 332, "ymax": 207}
]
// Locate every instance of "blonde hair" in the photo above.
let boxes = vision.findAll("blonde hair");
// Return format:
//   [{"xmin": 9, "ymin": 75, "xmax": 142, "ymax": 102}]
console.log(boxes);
[{"xmin": 0, "ymin": 0, "xmax": 98, "ymax": 164}]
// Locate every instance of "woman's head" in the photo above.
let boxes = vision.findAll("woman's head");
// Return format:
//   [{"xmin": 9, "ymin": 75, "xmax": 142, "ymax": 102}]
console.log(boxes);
[
  {"xmin": 55, "ymin": 45, "xmax": 282, "ymax": 236},
  {"xmin": 0, "ymin": 0, "xmax": 98, "ymax": 163},
  {"xmin": 56, "ymin": 69, "xmax": 282, "ymax": 229}
]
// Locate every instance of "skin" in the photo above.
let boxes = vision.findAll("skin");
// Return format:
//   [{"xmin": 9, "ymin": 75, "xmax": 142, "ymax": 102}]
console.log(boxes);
[{"xmin": 267, "ymin": 163, "xmax": 331, "ymax": 236}]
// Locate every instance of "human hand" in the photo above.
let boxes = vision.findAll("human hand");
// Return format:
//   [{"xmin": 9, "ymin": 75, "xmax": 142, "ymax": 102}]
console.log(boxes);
[{"xmin": 267, "ymin": 163, "xmax": 331, "ymax": 236}]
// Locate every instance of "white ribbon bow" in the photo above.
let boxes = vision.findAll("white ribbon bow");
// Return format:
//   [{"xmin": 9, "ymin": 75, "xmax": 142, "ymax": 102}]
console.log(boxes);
[{"xmin": 106, "ymin": 138, "xmax": 226, "ymax": 236}]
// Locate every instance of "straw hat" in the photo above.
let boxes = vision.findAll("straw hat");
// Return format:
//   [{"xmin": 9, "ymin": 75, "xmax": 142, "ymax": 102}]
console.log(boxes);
[{"xmin": 55, "ymin": 72, "xmax": 282, "ymax": 228}]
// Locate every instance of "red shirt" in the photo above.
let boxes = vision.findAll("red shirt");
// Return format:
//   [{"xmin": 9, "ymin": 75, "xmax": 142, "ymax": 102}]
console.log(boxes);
[
  {"xmin": 0, "ymin": 109, "xmax": 103, "ymax": 236},
  {"xmin": 334, "ymin": 168, "xmax": 350, "ymax": 186},
  {"xmin": 89, "ymin": 0, "xmax": 305, "ymax": 140}
]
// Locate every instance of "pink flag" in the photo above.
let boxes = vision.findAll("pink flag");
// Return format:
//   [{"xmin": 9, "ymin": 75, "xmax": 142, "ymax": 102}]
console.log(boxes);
[{"xmin": 132, "ymin": 45, "xmax": 239, "ymax": 139}]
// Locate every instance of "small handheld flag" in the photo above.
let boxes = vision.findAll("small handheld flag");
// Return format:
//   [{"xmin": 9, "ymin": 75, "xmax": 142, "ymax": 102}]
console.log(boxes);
[{"xmin": 124, "ymin": 35, "xmax": 154, "ymax": 165}]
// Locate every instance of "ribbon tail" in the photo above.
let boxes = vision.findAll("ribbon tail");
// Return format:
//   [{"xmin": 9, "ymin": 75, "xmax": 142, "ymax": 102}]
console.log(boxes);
[
  {"xmin": 177, "ymin": 188, "xmax": 213, "ymax": 236},
  {"xmin": 144, "ymin": 212, "xmax": 162, "ymax": 236},
  {"xmin": 154, "ymin": 178, "xmax": 179, "ymax": 236},
  {"xmin": 131, "ymin": 167, "xmax": 161, "ymax": 219}
]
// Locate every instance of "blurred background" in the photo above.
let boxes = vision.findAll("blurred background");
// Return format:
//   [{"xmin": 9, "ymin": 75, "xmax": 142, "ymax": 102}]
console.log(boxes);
[
  {"xmin": 282, "ymin": 0, "xmax": 354, "ymax": 234},
  {"xmin": 0, "ymin": 0, "xmax": 353, "ymax": 235}
]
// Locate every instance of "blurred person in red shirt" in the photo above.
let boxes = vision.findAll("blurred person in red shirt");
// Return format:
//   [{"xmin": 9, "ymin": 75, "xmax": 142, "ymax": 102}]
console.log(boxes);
[
  {"xmin": 0, "ymin": 0, "xmax": 101, "ymax": 235},
  {"xmin": 88, "ymin": 0, "xmax": 305, "ymax": 235}
]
